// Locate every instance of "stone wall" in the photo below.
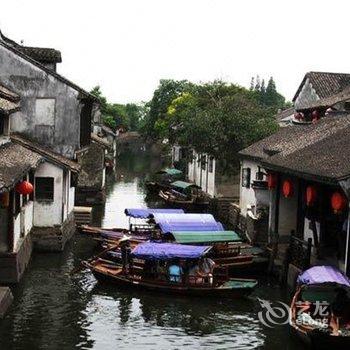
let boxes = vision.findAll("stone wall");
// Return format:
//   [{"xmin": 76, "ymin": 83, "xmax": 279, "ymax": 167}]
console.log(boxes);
[
  {"xmin": 32, "ymin": 211, "xmax": 75, "ymax": 252},
  {"xmin": 0, "ymin": 232, "xmax": 33, "ymax": 283}
]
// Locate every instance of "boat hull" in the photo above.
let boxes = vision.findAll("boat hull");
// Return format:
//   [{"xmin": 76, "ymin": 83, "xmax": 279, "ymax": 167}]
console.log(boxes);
[
  {"xmin": 291, "ymin": 324, "xmax": 350, "ymax": 349},
  {"xmin": 91, "ymin": 268, "xmax": 256, "ymax": 299}
]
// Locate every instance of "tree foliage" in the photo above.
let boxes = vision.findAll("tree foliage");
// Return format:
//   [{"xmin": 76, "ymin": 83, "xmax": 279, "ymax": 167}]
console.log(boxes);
[
  {"xmin": 90, "ymin": 86, "xmax": 145, "ymax": 131},
  {"xmin": 142, "ymin": 79, "xmax": 193, "ymax": 139},
  {"xmin": 141, "ymin": 78, "xmax": 291, "ymax": 173},
  {"xmin": 162, "ymin": 81, "xmax": 278, "ymax": 173}
]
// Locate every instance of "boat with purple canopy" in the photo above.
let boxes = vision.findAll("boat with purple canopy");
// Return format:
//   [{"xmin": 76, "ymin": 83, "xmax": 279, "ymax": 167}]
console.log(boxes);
[
  {"xmin": 78, "ymin": 208, "xmax": 185, "ymax": 239},
  {"xmin": 83, "ymin": 242, "xmax": 258, "ymax": 298},
  {"xmin": 290, "ymin": 265, "xmax": 350, "ymax": 349}
]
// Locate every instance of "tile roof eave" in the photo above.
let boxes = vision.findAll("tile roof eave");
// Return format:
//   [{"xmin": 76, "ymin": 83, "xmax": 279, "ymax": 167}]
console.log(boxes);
[{"xmin": 260, "ymin": 160, "xmax": 339, "ymax": 185}]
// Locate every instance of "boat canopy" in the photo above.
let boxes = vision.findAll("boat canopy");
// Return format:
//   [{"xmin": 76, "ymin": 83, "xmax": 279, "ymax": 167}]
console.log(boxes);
[
  {"xmin": 171, "ymin": 181, "xmax": 201, "ymax": 190},
  {"xmin": 297, "ymin": 265, "xmax": 350, "ymax": 287},
  {"xmin": 168, "ymin": 231, "xmax": 242, "ymax": 244},
  {"xmin": 151, "ymin": 213, "xmax": 224, "ymax": 233},
  {"xmin": 131, "ymin": 242, "xmax": 211, "ymax": 260},
  {"xmin": 124, "ymin": 208, "xmax": 184, "ymax": 219},
  {"xmin": 156, "ymin": 168, "xmax": 183, "ymax": 176}
]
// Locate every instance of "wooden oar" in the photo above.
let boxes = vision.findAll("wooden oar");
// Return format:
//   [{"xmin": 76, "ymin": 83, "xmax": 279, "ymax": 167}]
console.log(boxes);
[{"xmin": 70, "ymin": 240, "xmax": 122, "ymax": 275}]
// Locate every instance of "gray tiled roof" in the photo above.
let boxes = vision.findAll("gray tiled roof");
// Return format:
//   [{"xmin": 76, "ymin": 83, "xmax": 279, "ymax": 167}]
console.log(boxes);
[
  {"xmin": 0, "ymin": 84, "xmax": 20, "ymax": 114},
  {"xmin": 293, "ymin": 71, "xmax": 350, "ymax": 102},
  {"xmin": 11, "ymin": 134, "xmax": 80, "ymax": 172},
  {"xmin": 0, "ymin": 142, "xmax": 43, "ymax": 190},
  {"xmin": 239, "ymin": 114, "xmax": 350, "ymax": 182},
  {"xmin": 19, "ymin": 46, "xmax": 62, "ymax": 64}
]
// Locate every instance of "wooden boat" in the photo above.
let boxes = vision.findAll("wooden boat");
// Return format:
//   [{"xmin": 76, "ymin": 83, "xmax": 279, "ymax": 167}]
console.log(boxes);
[
  {"xmin": 159, "ymin": 181, "xmax": 209, "ymax": 209},
  {"xmin": 290, "ymin": 266, "xmax": 350, "ymax": 349},
  {"xmin": 83, "ymin": 242, "xmax": 258, "ymax": 298},
  {"xmin": 145, "ymin": 168, "xmax": 183, "ymax": 194}
]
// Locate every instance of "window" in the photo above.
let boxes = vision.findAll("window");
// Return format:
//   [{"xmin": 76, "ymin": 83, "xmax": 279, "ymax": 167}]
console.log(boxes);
[
  {"xmin": 35, "ymin": 177, "xmax": 54, "ymax": 201},
  {"xmin": 201, "ymin": 155, "xmax": 207, "ymax": 170},
  {"xmin": 0, "ymin": 116, "xmax": 4, "ymax": 135},
  {"xmin": 242, "ymin": 168, "xmax": 251, "ymax": 188},
  {"xmin": 14, "ymin": 190, "xmax": 21, "ymax": 216},
  {"xmin": 208, "ymin": 157, "xmax": 214, "ymax": 173},
  {"xmin": 35, "ymin": 98, "xmax": 55, "ymax": 126}
]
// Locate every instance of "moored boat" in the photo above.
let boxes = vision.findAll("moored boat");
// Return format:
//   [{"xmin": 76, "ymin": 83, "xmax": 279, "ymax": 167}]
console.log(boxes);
[
  {"xmin": 145, "ymin": 168, "xmax": 183, "ymax": 194},
  {"xmin": 290, "ymin": 265, "xmax": 350, "ymax": 349},
  {"xmin": 83, "ymin": 242, "xmax": 258, "ymax": 298},
  {"xmin": 159, "ymin": 181, "xmax": 209, "ymax": 210}
]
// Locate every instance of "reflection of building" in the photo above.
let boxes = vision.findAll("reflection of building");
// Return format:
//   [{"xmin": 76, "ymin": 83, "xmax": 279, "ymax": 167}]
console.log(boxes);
[{"xmin": 239, "ymin": 71, "xmax": 350, "ymax": 280}]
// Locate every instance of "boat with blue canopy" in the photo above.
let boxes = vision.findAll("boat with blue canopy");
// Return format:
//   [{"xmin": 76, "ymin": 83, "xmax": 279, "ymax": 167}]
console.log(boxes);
[
  {"xmin": 83, "ymin": 242, "xmax": 258, "ymax": 298},
  {"xmin": 150, "ymin": 213, "xmax": 224, "ymax": 233},
  {"xmin": 290, "ymin": 265, "xmax": 350, "ymax": 349}
]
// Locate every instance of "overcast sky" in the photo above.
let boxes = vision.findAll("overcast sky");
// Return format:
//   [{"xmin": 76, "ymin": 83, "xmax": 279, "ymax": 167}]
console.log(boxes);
[{"xmin": 1, "ymin": 0, "xmax": 348, "ymax": 103}]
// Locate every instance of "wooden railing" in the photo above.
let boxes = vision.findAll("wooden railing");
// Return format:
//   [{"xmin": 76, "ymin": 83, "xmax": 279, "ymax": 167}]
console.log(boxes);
[{"xmin": 286, "ymin": 233, "xmax": 312, "ymax": 270}]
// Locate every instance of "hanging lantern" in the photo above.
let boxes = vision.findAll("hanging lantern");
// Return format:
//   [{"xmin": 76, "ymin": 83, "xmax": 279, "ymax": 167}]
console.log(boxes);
[
  {"xmin": 267, "ymin": 173, "xmax": 277, "ymax": 189},
  {"xmin": 331, "ymin": 191, "xmax": 347, "ymax": 213},
  {"xmin": 0, "ymin": 192, "xmax": 10, "ymax": 207},
  {"xmin": 306, "ymin": 185, "xmax": 317, "ymax": 206},
  {"xmin": 15, "ymin": 181, "xmax": 34, "ymax": 196},
  {"xmin": 312, "ymin": 110, "xmax": 320, "ymax": 124},
  {"xmin": 282, "ymin": 179, "xmax": 293, "ymax": 198}
]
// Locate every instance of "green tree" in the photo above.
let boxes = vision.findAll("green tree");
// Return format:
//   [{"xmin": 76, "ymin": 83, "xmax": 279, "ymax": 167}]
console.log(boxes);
[
  {"xmin": 143, "ymin": 79, "xmax": 193, "ymax": 140},
  {"xmin": 164, "ymin": 81, "xmax": 278, "ymax": 173}
]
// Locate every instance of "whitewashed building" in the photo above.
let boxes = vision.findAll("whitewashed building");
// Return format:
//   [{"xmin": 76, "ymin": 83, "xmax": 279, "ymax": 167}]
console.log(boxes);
[
  {"xmin": 0, "ymin": 84, "xmax": 80, "ymax": 283},
  {"xmin": 187, "ymin": 151, "xmax": 216, "ymax": 197}
]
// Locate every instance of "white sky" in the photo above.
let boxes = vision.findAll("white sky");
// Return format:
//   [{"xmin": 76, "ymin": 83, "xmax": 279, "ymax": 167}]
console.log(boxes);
[{"xmin": 1, "ymin": 0, "xmax": 349, "ymax": 103}]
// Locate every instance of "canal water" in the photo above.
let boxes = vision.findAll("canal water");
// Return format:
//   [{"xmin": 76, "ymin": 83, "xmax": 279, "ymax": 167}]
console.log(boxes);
[{"xmin": 0, "ymin": 147, "xmax": 304, "ymax": 349}]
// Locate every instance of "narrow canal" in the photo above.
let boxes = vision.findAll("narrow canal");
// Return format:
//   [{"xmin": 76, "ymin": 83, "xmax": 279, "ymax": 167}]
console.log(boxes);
[{"xmin": 0, "ymin": 147, "xmax": 304, "ymax": 349}]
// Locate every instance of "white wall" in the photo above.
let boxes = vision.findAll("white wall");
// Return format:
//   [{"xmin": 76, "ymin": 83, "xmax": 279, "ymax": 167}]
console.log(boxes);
[
  {"xmin": 239, "ymin": 159, "xmax": 269, "ymax": 216},
  {"xmin": 277, "ymin": 176, "xmax": 298, "ymax": 237},
  {"xmin": 187, "ymin": 151, "xmax": 216, "ymax": 197},
  {"xmin": 33, "ymin": 162, "xmax": 63, "ymax": 227},
  {"xmin": 13, "ymin": 214, "xmax": 21, "ymax": 252}
]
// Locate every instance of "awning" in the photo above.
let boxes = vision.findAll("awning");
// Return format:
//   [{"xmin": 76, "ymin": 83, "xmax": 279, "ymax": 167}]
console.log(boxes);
[
  {"xmin": 152, "ymin": 213, "xmax": 224, "ymax": 233},
  {"xmin": 169, "ymin": 231, "xmax": 242, "ymax": 244},
  {"xmin": 124, "ymin": 208, "xmax": 184, "ymax": 219},
  {"xmin": 156, "ymin": 168, "xmax": 183, "ymax": 176},
  {"xmin": 297, "ymin": 265, "xmax": 350, "ymax": 287},
  {"xmin": 131, "ymin": 242, "xmax": 211, "ymax": 260},
  {"xmin": 171, "ymin": 181, "xmax": 201, "ymax": 190}
]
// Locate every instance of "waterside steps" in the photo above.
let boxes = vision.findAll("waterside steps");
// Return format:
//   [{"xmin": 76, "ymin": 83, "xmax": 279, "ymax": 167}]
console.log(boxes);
[
  {"xmin": 0, "ymin": 287, "xmax": 13, "ymax": 318},
  {"xmin": 74, "ymin": 206, "xmax": 92, "ymax": 226}
]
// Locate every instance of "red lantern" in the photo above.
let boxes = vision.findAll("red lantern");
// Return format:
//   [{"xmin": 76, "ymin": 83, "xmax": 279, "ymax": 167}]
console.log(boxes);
[
  {"xmin": 267, "ymin": 173, "xmax": 277, "ymax": 189},
  {"xmin": 306, "ymin": 185, "xmax": 317, "ymax": 206},
  {"xmin": 282, "ymin": 179, "xmax": 293, "ymax": 198},
  {"xmin": 331, "ymin": 191, "xmax": 347, "ymax": 213},
  {"xmin": 16, "ymin": 181, "xmax": 34, "ymax": 196}
]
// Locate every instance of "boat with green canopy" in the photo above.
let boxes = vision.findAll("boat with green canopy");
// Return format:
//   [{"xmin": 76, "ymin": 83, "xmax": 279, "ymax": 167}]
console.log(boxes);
[
  {"xmin": 83, "ymin": 242, "xmax": 258, "ymax": 298},
  {"xmin": 166, "ymin": 230, "xmax": 242, "ymax": 244},
  {"xmin": 145, "ymin": 168, "xmax": 183, "ymax": 194},
  {"xmin": 159, "ymin": 181, "xmax": 209, "ymax": 209},
  {"xmin": 163, "ymin": 230, "xmax": 254, "ymax": 269}
]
